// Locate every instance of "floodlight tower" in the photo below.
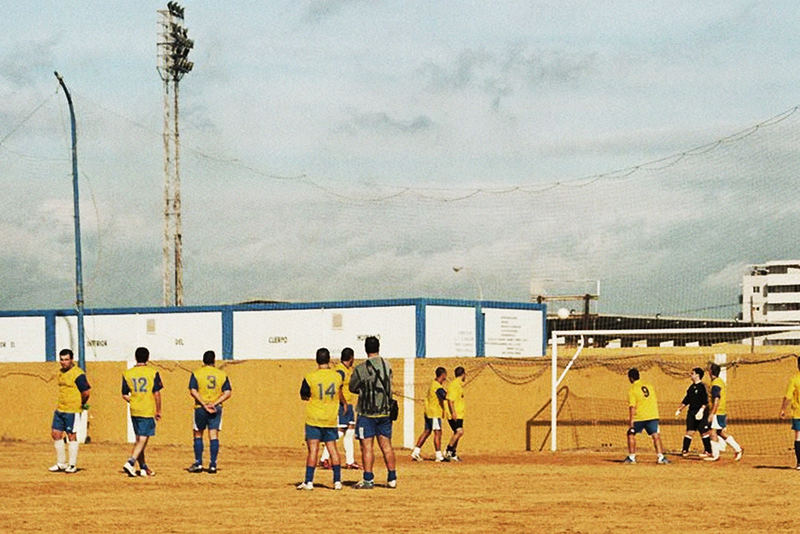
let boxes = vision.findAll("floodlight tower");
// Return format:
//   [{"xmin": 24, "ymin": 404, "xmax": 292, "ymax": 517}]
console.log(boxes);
[{"xmin": 157, "ymin": 1, "xmax": 193, "ymax": 306}]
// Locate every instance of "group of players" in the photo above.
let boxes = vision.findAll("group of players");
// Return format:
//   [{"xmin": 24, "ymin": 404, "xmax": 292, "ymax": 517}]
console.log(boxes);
[
  {"xmin": 625, "ymin": 356, "xmax": 800, "ymax": 469},
  {"xmin": 47, "ymin": 344, "xmax": 800, "ymax": 482},
  {"xmin": 297, "ymin": 336, "xmax": 467, "ymax": 490},
  {"xmin": 49, "ymin": 346, "xmax": 231, "ymax": 477}
]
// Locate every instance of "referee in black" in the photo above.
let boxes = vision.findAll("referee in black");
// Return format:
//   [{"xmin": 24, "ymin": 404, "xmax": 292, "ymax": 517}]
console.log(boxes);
[{"xmin": 674, "ymin": 367, "xmax": 713, "ymax": 457}]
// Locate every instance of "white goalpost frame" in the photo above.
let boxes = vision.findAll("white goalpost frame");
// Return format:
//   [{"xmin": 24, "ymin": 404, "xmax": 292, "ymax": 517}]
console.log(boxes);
[{"xmin": 549, "ymin": 324, "xmax": 800, "ymax": 452}]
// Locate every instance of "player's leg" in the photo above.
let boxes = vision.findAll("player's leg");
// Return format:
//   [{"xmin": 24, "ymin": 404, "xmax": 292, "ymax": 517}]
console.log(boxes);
[
  {"xmin": 190, "ymin": 407, "xmax": 205, "ymax": 471},
  {"xmin": 446, "ymin": 420, "xmax": 464, "ymax": 460},
  {"xmin": 681, "ymin": 429, "xmax": 695, "ymax": 456},
  {"xmin": 299, "ymin": 436, "xmax": 320, "ymax": 490},
  {"xmin": 719, "ymin": 426, "xmax": 742, "ymax": 460},
  {"xmin": 433, "ymin": 422, "xmax": 445, "ymax": 462},
  {"xmin": 124, "ymin": 435, "xmax": 148, "ymax": 476},
  {"xmin": 793, "ymin": 427, "xmax": 800, "ymax": 468},
  {"xmin": 376, "ymin": 421, "xmax": 397, "ymax": 488},
  {"xmin": 50, "ymin": 412, "xmax": 68, "ymax": 472},
  {"xmin": 411, "ymin": 418, "xmax": 432, "ymax": 460},
  {"xmin": 208, "ymin": 428, "xmax": 220, "ymax": 471},
  {"xmin": 705, "ymin": 425, "xmax": 721, "ymax": 461},
  {"xmin": 625, "ymin": 425, "xmax": 637, "ymax": 462},
  {"xmin": 343, "ymin": 423, "xmax": 357, "ymax": 467},
  {"xmin": 65, "ymin": 431, "xmax": 79, "ymax": 472},
  {"xmin": 323, "ymin": 435, "xmax": 342, "ymax": 490}
]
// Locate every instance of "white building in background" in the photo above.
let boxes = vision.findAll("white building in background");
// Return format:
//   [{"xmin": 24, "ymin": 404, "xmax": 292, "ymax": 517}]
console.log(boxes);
[{"xmin": 741, "ymin": 260, "xmax": 800, "ymax": 345}]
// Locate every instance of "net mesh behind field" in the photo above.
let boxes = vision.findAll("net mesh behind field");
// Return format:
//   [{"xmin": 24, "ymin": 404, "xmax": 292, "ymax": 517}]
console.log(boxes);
[{"xmin": 525, "ymin": 342, "xmax": 798, "ymax": 455}]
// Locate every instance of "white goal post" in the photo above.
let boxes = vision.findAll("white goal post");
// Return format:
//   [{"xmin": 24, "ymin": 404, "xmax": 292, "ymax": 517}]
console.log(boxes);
[{"xmin": 549, "ymin": 324, "xmax": 800, "ymax": 452}]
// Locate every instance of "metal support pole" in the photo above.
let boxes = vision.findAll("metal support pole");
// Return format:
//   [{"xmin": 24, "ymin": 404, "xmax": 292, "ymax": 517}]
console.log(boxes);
[
  {"xmin": 54, "ymin": 71, "xmax": 86, "ymax": 370},
  {"xmin": 173, "ymin": 80, "xmax": 183, "ymax": 305}
]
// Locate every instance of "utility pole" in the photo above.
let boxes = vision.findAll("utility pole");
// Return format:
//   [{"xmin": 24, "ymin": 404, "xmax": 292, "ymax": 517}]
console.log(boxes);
[{"xmin": 157, "ymin": 1, "xmax": 193, "ymax": 306}]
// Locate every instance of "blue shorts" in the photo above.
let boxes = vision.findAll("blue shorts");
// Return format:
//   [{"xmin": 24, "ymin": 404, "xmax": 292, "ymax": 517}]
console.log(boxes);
[
  {"xmin": 131, "ymin": 416, "xmax": 156, "ymax": 437},
  {"xmin": 356, "ymin": 415, "xmax": 392, "ymax": 439},
  {"xmin": 631, "ymin": 419, "xmax": 659, "ymax": 436},
  {"xmin": 193, "ymin": 406, "xmax": 223, "ymax": 431},
  {"xmin": 792, "ymin": 418, "xmax": 800, "ymax": 431},
  {"xmin": 711, "ymin": 414, "xmax": 727, "ymax": 430},
  {"xmin": 51, "ymin": 411, "xmax": 76, "ymax": 433},
  {"xmin": 305, "ymin": 424, "xmax": 339, "ymax": 442},
  {"xmin": 338, "ymin": 404, "xmax": 355, "ymax": 427},
  {"xmin": 424, "ymin": 416, "xmax": 443, "ymax": 432}
]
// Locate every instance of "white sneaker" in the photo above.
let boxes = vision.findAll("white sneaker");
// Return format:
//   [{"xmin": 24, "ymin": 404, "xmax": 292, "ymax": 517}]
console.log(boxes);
[
  {"xmin": 333, "ymin": 481, "xmax": 342, "ymax": 490},
  {"xmin": 387, "ymin": 479, "xmax": 397, "ymax": 488},
  {"xmin": 703, "ymin": 455, "xmax": 720, "ymax": 462},
  {"xmin": 296, "ymin": 481, "xmax": 313, "ymax": 491},
  {"xmin": 49, "ymin": 463, "xmax": 67, "ymax": 472},
  {"xmin": 734, "ymin": 449, "xmax": 743, "ymax": 462},
  {"xmin": 139, "ymin": 468, "xmax": 155, "ymax": 477},
  {"xmin": 122, "ymin": 462, "xmax": 137, "ymax": 477},
  {"xmin": 410, "ymin": 451, "xmax": 422, "ymax": 461},
  {"xmin": 449, "ymin": 455, "xmax": 461, "ymax": 462},
  {"xmin": 64, "ymin": 465, "xmax": 77, "ymax": 473}
]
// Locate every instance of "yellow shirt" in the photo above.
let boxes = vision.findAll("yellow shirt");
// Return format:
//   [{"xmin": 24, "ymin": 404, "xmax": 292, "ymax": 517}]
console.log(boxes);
[
  {"xmin": 444, "ymin": 378, "xmax": 465, "ymax": 420},
  {"xmin": 628, "ymin": 379, "xmax": 659, "ymax": 422},
  {"xmin": 710, "ymin": 376, "xmax": 727, "ymax": 416},
  {"xmin": 56, "ymin": 365, "xmax": 89, "ymax": 413},
  {"xmin": 424, "ymin": 378, "xmax": 447, "ymax": 418},
  {"xmin": 122, "ymin": 365, "xmax": 163, "ymax": 417},
  {"xmin": 189, "ymin": 365, "xmax": 231, "ymax": 406},
  {"xmin": 304, "ymin": 368, "xmax": 343, "ymax": 428},
  {"xmin": 335, "ymin": 362, "xmax": 357, "ymax": 405},
  {"xmin": 784, "ymin": 371, "xmax": 800, "ymax": 419}
]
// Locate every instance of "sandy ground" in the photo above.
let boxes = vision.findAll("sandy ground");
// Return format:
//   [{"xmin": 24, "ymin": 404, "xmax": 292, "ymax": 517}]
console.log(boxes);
[{"xmin": 1, "ymin": 440, "xmax": 798, "ymax": 533}]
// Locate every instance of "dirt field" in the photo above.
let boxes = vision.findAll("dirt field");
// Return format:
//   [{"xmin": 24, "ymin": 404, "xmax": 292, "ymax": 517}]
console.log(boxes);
[{"xmin": 1, "ymin": 440, "xmax": 798, "ymax": 533}]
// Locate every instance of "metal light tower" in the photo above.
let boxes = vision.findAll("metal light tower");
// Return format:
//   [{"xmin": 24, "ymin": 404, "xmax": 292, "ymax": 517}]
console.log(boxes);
[{"xmin": 157, "ymin": 1, "xmax": 193, "ymax": 306}]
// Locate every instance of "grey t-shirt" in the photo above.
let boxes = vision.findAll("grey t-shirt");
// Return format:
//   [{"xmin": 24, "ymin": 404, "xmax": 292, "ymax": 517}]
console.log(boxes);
[{"xmin": 349, "ymin": 356, "xmax": 393, "ymax": 417}]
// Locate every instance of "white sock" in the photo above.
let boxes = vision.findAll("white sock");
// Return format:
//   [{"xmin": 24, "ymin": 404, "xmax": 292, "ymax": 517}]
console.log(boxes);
[
  {"xmin": 320, "ymin": 447, "xmax": 330, "ymax": 462},
  {"xmin": 628, "ymin": 454, "xmax": 636, "ymax": 460},
  {"xmin": 435, "ymin": 450, "xmax": 444, "ymax": 460},
  {"xmin": 725, "ymin": 435, "xmax": 741, "ymax": 452},
  {"xmin": 710, "ymin": 439, "xmax": 720, "ymax": 458},
  {"xmin": 68, "ymin": 441, "xmax": 79, "ymax": 466},
  {"xmin": 343, "ymin": 428, "xmax": 355, "ymax": 465},
  {"xmin": 412, "ymin": 446, "xmax": 421, "ymax": 456},
  {"xmin": 717, "ymin": 437, "xmax": 727, "ymax": 451},
  {"xmin": 54, "ymin": 439, "xmax": 66, "ymax": 466}
]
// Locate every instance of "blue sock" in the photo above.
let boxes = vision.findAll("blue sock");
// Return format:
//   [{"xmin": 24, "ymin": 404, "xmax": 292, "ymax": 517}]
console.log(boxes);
[
  {"xmin": 363, "ymin": 471, "xmax": 374, "ymax": 482},
  {"xmin": 193, "ymin": 437, "xmax": 203, "ymax": 465},
  {"xmin": 387, "ymin": 469, "xmax": 397, "ymax": 482},
  {"xmin": 332, "ymin": 464, "xmax": 342, "ymax": 483},
  {"xmin": 305, "ymin": 465, "xmax": 315, "ymax": 483},
  {"xmin": 209, "ymin": 439, "xmax": 219, "ymax": 466}
]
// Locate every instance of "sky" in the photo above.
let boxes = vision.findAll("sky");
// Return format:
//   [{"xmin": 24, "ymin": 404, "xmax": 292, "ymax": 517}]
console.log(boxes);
[{"xmin": 1, "ymin": 1, "xmax": 800, "ymax": 317}]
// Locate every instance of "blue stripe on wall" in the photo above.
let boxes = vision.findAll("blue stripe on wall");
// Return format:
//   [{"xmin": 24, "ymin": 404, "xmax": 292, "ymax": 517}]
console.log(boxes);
[
  {"xmin": 415, "ymin": 301, "xmax": 426, "ymax": 358},
  {"xmin": 221, "ymin": 308, "xmax": 233, "ymax": 360}
]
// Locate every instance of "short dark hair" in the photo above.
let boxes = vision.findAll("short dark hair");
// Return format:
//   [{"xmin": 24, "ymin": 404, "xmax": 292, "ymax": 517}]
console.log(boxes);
[
  {"xmin": 364, "ymin": 336, "xmax": 380, "ymax": 354},
  {"xmin": 693, "ymin": 367, "xmax": 704, "ymax": 379},
  {"xmin": 627, "ymin": 368, "xmax": 639, "ymax": 381},
  {"xmin": 203, "ymin": 350, "xmax": 216, "ymax": 365},
  {"xmin": 316, "ymin": 347, "xmax": 331, "ymax": 365},
  {"xmin": 341, "ymin": 347, "xmax": 354, "ymax": 362},
  {"xmin": 454, "ymin": 366, "xmax": 465, "ymax": 377},
  {"xmin": 58, "ymin": 348, "xmax": 74, "ymax": 359},
  {"xmin": 135, "ymin": 346, "xmax": 150, "ymax": 363},
  {"xmin": 709, "ymin": 363, "xmax": 721, "ymax": 377},
  {"xmin": 435, "ymin": 366, "xmax": 447, "ymax": 378}
]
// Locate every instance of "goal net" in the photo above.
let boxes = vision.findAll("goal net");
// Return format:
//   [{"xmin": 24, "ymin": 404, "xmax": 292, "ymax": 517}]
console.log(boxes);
[{"xmin": 535, "ymin": 325, "xmax": 800, "ymax": 455}]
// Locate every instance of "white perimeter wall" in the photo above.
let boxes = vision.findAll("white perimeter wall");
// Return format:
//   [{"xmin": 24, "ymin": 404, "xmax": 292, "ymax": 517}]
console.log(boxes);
[
  {"xmin": 0, "ymin": 316, "xmax": 46, "ymax": 362},
  {"xmin": 56, "ymin": 313, "xmax": 222, "ymax": 361},
  {"xmin": 425, "ymin": 306, "xmax": 476, "ymax": 357},
  {"xmin": 233, "ymin": 306, "xmax": 417, "ymax": 359},
  {"xmin": 484, "ymin": 308, "xmax": 544, "ymax": 357}
]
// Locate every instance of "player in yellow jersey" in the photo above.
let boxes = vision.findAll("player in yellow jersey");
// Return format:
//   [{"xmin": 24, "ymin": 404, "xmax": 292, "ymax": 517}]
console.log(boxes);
[
  {"xmin": 49, "ymin": 348, "xmax": 91, "ymax": 474},
  {"xmin": 411, "ymin": 367, "xmax": 448, "ymax": 462},
  {"xmin": 121, "ymin": 347, "xmax": 163, "ymax": 477},
  {"xmin": 319, "ymin": 347, "xmax": 359, "ymax": 469},
  {"xmin": 187, "ymin": 350, "xmax": 232, "ymax": 474},
  {"xmin": 297, "ymin": 347, "xmax": 344, "ymax": 491},
  {"xmin": 624, "ymin": 368, "xmax": 669, "ymax": 464},
  {"xmin": 779, "ymin": 355, "xmax": 800, "ymax": 469},
  {"xmin": 444, "ymin": 366, "xmax": 466, "ymax": 462},
  {"xmin": 705, "ymin": 363, "xmax": 743, "ymax": 462}
]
